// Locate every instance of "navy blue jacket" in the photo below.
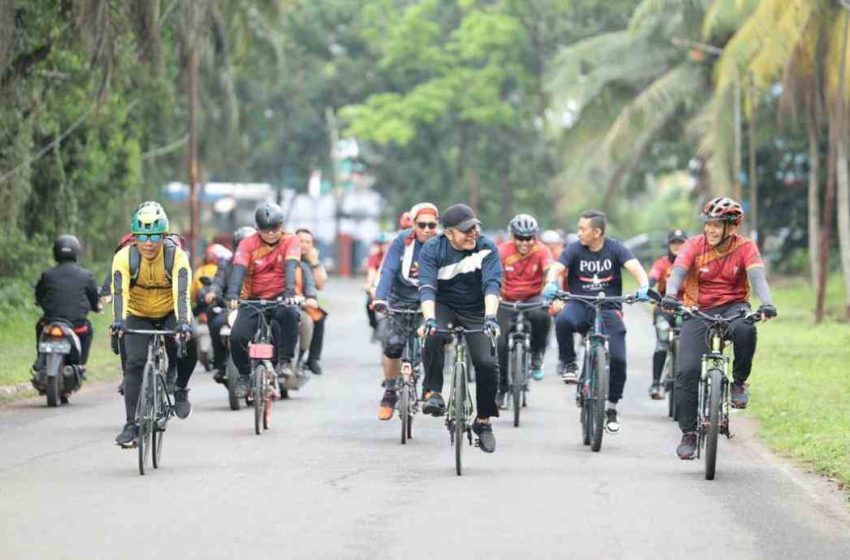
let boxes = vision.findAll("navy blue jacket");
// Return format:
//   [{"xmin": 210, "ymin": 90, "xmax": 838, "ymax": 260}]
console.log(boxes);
[
  {"xmin": 418, "ymin": 234, "xmax": 502, "ymax": 312},
  {"xmin": 375, "ymin": 229, "xmax": 426, "ymax": 305}
]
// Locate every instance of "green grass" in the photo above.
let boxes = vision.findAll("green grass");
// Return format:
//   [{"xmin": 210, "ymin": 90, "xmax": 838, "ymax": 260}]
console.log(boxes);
[
  {"xmin": 749, "ymin": 274, "xmax": 850, "ymax": 489},
  {"xmin": 0, "ymin": 305, "xmax": 120, "ymax": 389}
]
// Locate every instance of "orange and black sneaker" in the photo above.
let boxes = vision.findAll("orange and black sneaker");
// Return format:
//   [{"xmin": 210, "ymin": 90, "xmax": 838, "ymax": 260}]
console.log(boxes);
[{"xmin": 378, "ymin": 389, "xmax": 398, "ymax": 421}]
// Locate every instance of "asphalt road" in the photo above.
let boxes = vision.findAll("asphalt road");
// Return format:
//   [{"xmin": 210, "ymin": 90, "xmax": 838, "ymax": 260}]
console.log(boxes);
[{"xmin": 2, "ymin": 278, "xmax": 849, "ymax": 560}]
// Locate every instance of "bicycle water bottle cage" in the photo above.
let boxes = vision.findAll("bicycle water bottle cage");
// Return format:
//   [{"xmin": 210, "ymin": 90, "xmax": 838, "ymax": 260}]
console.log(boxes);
[{"xmin": 249, "ymin": 343, "xmax": 275, "ymax": 359}]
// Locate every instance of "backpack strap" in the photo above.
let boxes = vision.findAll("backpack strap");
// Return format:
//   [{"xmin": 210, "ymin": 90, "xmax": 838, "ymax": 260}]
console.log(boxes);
[
  {"xmin": 128, "ymin": 246, "xmax": 141, "ymax": 286},
  {"xmin": 128, "ymin": 241, "xmax": 177, "ymax": 286}
]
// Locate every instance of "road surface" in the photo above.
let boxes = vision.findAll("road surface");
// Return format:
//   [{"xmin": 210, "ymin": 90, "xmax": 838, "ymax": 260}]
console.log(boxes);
[{"xmin": 1, "ymin": 278, "xmax": 849, "ymax": 559}]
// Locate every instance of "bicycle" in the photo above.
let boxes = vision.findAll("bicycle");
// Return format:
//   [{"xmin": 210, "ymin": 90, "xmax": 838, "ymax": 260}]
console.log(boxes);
[
  {"xmin": 384, "ymin": 307, "xmax": 422, "ymax": 445},
  {"xmin": 124, "ymin": 328, "xmax": 185, "ymax": 476},
  {"xmin": 238, "ymin": 298, "xmax": 301, "ymax": 435},
  {"xmin": 676, "ymin": 305, "xmax": 761, "ymax": 480},
  {"xmin": 551, "ymin": 291, "xmax": 641, "ymax": 452},
  {"xmin": 434, "ymin": 326, "xmax": 496, "ymax": 476},
  {"xmin": 499, "ymin": 301, "xmax": 545, "ymax": 427}
]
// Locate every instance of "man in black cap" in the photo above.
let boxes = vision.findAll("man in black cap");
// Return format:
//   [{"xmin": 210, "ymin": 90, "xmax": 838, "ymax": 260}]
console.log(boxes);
[
  {"xmin": 647, "ymin": 228, "xmax": 686, "ymax": 399},
  {"xmin": 417, "ymin": 203, "xmax": 503, "ymax": 453}
]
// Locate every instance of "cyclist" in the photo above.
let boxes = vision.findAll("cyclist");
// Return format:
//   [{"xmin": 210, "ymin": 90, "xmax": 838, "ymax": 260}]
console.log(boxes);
[
  {"xmin": 226, "ymin": 202, "xmax": 301, "ymax": 393},
  {"xmin": 296, "ymin": 228, "xmax": 328, "ymax": 375},
  {"xmin": 370, "ymin": 202, "xmax": 439, "ymax": 420},
  {"xmin": 647, "ymin": 228, "xmax": 686, "ymax": 399},
  {"xmin": 495, "ymin": 214, "xmax": 552, "ymax": 408},
  {"xmin": 110, "ymin": 203, "xmax": 195, "ymax": 448},
  {"xmin": 660, "ymin": 197, "xmax": 776, "ymax": 460},
  {"xmin": 540, "ymin": 229, "xmax": 565, "ymax": 262},
  {"xmin": 192, "ymin": 243, "xmax": 229, "ymax": 312},
  {"xmin": 418, "ymin": 203, "xmax": 502, "ymax": 453},
  {"xmin": 364, "ymin": 232, "xmax": 392, "ymax": 342},
  {"xmin": 33, "ymin": 235, "xmax": 100, "ymax": 377},
  {"xmin": 209, "ymin": 226, "xmax": 254, "ymax": 384},
  {"xmin": 543, "ymin": 209, "xmax": 650, "ymax": 434}
]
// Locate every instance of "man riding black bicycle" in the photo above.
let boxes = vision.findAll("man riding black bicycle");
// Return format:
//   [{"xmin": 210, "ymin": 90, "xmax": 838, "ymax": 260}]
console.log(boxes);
[
  {"xmin": 110, "ymin": 203, "xmax": 195, "ymax": 448},
  {"xmin": 647, "ymin": 228, "xmax": 687, "ymax": 399},
  {"xmin": 495, "ymin": 213, "xmax": 552, "ymax": 408},
  {"xmin": 543, "ymin": 209, "xmax": 650, "ymax": 434},
  {"xmin": 226, "ymin": 203, "xmax": 302, "ymax": 395},
  {"xmin": 661, "ymin": 197, "xmax": 776, "ymax": 460},
  {"xmin": 418, "ymin": 203, "xmax": 502, "ymax": 454},
  {"xmin": 371, "ymin": 202, "xmax": 439, "ymax": 421}
]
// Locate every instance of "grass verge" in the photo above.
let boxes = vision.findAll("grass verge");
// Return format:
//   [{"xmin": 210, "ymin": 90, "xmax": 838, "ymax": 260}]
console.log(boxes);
[{"xmin": 749, "ymin": 274, "xmax": 850, "ymax": 490}]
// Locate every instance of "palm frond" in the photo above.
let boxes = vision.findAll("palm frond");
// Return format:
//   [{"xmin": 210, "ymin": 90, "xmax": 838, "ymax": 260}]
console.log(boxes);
[
  {"xmin": 702, "ymin": 0, "xmax": 759, "ymax": 40},
  {"xmin": 748, "ymin": 0, "xmax": 816, "ymax": 90},
  {"xmin": 824, "ymin": 7, "xmax": 850, "ymax": 107},
  {"xmin": 603, "ymin": 63, "xmax": 706, "ymax": 159},
  {"xmin": 693, "ymin": 86, "xmax": 737, "ymax": 194}
]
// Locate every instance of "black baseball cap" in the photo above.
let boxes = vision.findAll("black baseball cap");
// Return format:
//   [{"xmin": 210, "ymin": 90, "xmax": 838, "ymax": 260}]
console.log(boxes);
[
  {"xmin": 667, "ymin": 228, "xmax": 687, "ymax": 243},
  {"xmin": 442, "ymin": 203, "xmax": 481, "ymax": 232}
]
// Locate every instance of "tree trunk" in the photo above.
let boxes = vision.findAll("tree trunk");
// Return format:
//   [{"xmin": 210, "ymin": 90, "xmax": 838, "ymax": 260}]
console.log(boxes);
[
  {"xmin": 836, "ymin": 132, "xmax": 850, "ymax": 318},
  {"xmin": 807, "ymin": 113, "xmax": 821, "ymax": 288}
]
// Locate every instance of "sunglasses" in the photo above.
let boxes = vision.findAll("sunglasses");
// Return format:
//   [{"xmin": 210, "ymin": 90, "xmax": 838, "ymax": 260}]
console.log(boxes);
[
  {"xmin": 417, "ymin": 222, "xmax": 439, "ymax": 230},
  {"xmin": 515, "ymin": 235, "xmax": 534, "ymax": 242},
  {"xmin": 135, "ymin": 233, "xmax": 164, "ymax": 243}
]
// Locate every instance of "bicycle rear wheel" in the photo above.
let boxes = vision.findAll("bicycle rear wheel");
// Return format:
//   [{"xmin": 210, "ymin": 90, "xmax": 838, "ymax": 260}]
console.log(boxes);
[
  {"xmin": 580, "ymin": 355, "xmax": 591, "ymax": 446},
  {"xmin": 512, "ymin": 345, "xmax": 524, "ymax": 427},
  {"xmin": 262, "ymin": 372, "xmax": 272, "ymax": 431},
  {"xmin": 400, "ymin": 381, "xmax": 410, "ymax": 445},
  {"xmin": 253, "ymin": 364, "xmax": 264, "ymax": 435},
  {"xmin": 226, "ymin": 356, "xmax": 241, "ymax": 411},
  {"xmin": 136, "ymin": 365, "xmax": 154, "ymax": 475},
  {"xmin": 455, "ymin": 359, "xmax": 466, "ymax": 476},
  {"xmin": 152, "ymin": 373, "xmax": 168, "ymax": 469},
  {"xmin": 590, "ymin": 349, "xmax": 609, "ymax": 452},
  {"xmin": 705, "ymin": 368, "xmax": 724, "ymax": 480}
]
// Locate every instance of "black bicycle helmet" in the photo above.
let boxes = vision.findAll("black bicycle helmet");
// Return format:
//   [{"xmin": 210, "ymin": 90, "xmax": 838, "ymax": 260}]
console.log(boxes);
[
  {"xmin": 254, "ymin": 202, "xmax": 285, "ymax": 231},
  {"xmin": 509, "ymin": 213, "xmax": 539, "ymax": 237},
  {"xmin": 667, "ymin": 229, "xmax": 687, "ymax": 243},
  {"xmin": 53, "ymin": 235, "xmax": 81, "ymax": 262}
]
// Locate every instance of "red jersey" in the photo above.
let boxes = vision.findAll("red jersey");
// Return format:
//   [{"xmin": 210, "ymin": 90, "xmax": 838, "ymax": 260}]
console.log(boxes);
[
  {"xmin": 233, "ymin": 233, "xmax": 301, "ymax": 299},
  {"xmin": 499, "ymin": 241, "xmax": 552, "ymax": 302},
  {"xmin": 650, "ymin": 255, "xmax": 674, "ymax": 295},
  {"xmin": 674, "ymin": 234, "xmax": 763, "ymax": 309},
  {"xmin": 367, "ymin": 250, "xmax": 386, "ymax": 271}
]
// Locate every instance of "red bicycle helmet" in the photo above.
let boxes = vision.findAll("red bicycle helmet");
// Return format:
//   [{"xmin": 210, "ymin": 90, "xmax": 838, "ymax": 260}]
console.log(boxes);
[
  {"xmin": 701, "ymin": 197, "xmax": 743, "ymax": 224},
  {"xmin": 204, "ymin": 243, "xmax": 227, "ymax": 264}
]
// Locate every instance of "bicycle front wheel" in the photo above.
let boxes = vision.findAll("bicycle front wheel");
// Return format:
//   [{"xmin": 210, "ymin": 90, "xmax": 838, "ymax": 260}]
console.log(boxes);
[
  {"xmin": 226, "ymin": 356, "xmax": 241, "ymax": 411},
  {"xmin": 705, "ymin": 368, "xmax": 724, "ymax": 480},
  {"xmin": 262, "ymin": 370, "xmax": 272, "ymax": 431},
  {"xmin": 253, "ymin": 364, "xmax": 264, "ymax": 435},
  {"xmin": 454, "ymin": 359, "xmax": 466, "ymax": 476},
  {"xmin": 590, "ymin": 349, "xmax": 609, "ymax": 452},
  {"xmin": 666, "ymin": 341, "xmax": 678, "ymax": 419},
  {"xmin": 136, "ymin": 365, "xmax": 154, "ymax": 475},
  {"xmin": 512, "ymin": 345, "xmax": 524, "ymax": 427},
  {"xmin": 400, "ymin": 381, "xmax": 410, "ymax": 445}
]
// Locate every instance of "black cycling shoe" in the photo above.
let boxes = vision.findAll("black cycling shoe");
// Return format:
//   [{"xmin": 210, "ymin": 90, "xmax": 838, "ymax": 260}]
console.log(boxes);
[
  {"xmin": 560, "ymin": 361, "xmax": 579, "ymax": 384},
  {"xmin": 677, "ymin": 432, "xmax": 698, "ymax": 460},
  {"xmin": 605, "ymin": 408, "xmax": 621, "ymax": 434},
  {"xmin": 173, "ymin": 388, "xmax": 192, "ymax": 419},
  {"xmin": 236, "ymin": 375, "xmax": 250, "ymax": 398},
  {"xmin": 114, "ymin": 423, "xmax": 139, "ymax": 448},
  {"xmin": 472, "ymin": 420, "xmax": 496, "ymax": 453},
  {"xmin": 422, "ymin": 392, "xmax": 446, "ymax": 416},
  {"xmin": 212, "ymin": 369, "xmax": 227, "ymax": 385},
  {"xmin": 306, "ymin": 360, "xmax": 323, "ymax": 375}
]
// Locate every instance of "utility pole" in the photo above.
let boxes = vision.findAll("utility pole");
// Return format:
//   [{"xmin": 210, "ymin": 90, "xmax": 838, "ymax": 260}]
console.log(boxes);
[
  {"xmin": 187, "ymin": 46, "xmax": 200, "ymax": 267},
  {"xmin": 748, "ymin": 74, "xmax": 759, "ymax": 248}
]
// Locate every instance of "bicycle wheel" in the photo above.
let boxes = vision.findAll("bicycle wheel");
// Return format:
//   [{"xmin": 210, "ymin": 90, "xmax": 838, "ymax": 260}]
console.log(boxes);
[
  {"xmin": 226, "ymin": 357, "xmax": 241, "ymax": 411},
  {"xmin": 262, "ymin": 370, "xmax": 272, "ymax": 431},
  {"xmin": 152, "ymin": 373, "xmax": 168, "ymax": 469},
  {"xmin": 705, "ymin": 368, "xmax": 724, "ymax": 480},
  {"xmin": 253, "ymin": 364, "xmax": 264, "ymax": 435},
  {"xmin": 136, "ymin": 365, "xmax": 154, "ymax": 475},
  {"xmin": 512, "ymin": 345, "xmax": 524, "ymax": 427},
  {"xmin": 590, "ymin": 349, "xmax": 609, "ymax": 452},
  {"xmin": 400, "ymin": 381, "xmax": 410, "ymax": 445},
  {"xmin": 580, "ymin": 355, "xmax": 591, "ymax": 446},
  {"xmin": 666, "ymin": 341, "xmax": 678, "ymax": 419},
  {"xmin": 455, "ymin": 358, "xmax": 466, "ymax": 476}
]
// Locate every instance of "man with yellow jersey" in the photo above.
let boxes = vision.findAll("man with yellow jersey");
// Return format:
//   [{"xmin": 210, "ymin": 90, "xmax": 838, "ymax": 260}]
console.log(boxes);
[{"xmin": 110, "ymin": 202, "xmax": 196, "ymax": 448}]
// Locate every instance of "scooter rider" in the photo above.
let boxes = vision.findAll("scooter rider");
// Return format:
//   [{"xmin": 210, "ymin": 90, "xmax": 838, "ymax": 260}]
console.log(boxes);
[{"xmin": 33, "ymin": 235, "xmax": 100, "ymax": 377}]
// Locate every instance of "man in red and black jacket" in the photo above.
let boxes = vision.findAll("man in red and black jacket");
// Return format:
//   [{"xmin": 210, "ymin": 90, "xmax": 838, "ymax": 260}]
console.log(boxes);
[{"xmin": 226, "ymin": 202, "xmax": 301, "ymax": 391}]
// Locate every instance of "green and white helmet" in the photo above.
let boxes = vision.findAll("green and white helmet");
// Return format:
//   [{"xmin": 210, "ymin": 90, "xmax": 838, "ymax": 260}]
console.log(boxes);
[{"xmin": 132, "ymin": 202, "xmax": 169, "ymax": 234}]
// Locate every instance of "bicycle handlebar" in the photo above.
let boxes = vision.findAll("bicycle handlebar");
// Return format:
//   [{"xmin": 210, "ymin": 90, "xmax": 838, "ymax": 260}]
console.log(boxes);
[
  {"xmin": 123, "ymin": 329, "xmax": 187, "ymax": 357},
  {"xmin": 499, "ymin": 301, "xmax": 546, "ymax": 311},
  {"xmin": 676, "ymin": 305, "xmax": 762, "ymax": 325},
  {"xmin": 434, "ymin": 327, "xmax": 497, "ymax": 356},
  {"xmin": 552, "ymin": 291, "xmax": 641, "ymax": 306}
]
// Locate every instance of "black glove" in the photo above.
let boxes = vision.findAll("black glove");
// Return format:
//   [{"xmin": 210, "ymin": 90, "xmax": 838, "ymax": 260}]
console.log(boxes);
[
  {"xmin": 420, "ymin": 317, "xmax": 439, "ymax": 337},
  {"xmin": 175, "ymin": 321, "xmax": 194, "ymax": 337},
  {"xmin": 758, "ymin": 304, "xmax": 777, "ymax": 319},
  {"xmin": 483, "ymin": 314, "xmax": 501, "ymax": 338},
  {"xmin": 110, "ymin": 320, "xmax": 125, "ymax": 336},
  {"xmin": 660, "ymin": 295, "xmax": 680, "ymax": 312}
]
